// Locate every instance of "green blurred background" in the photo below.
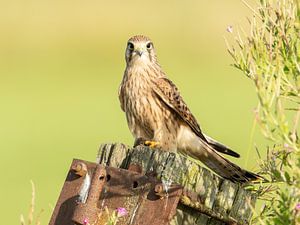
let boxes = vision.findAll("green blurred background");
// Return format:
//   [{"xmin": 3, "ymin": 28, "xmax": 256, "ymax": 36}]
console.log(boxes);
[{"xmin": 0, "ymin": 0, "xmax": 266, "ymax": 224}]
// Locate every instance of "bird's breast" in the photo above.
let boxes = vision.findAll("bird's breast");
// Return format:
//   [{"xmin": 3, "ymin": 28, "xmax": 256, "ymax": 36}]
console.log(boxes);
[{"xmin": 121, "ymin": 70, "xmax": 161, "ymax": 138}]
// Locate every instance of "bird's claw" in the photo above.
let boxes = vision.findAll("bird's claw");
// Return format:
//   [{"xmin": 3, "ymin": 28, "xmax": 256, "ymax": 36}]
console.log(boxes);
[
  {"xmin": 133, "ymin": 138, "xmax": 160, "ymax": 149},
  {"xmin": 144, "ymin": 140, "xmax": 160, "ymax": 148}
]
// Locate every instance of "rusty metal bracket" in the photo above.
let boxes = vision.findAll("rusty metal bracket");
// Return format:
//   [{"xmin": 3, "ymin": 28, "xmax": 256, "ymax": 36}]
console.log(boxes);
[{"xmin": 49, "ymin": 159, "xmax": 182, "ymax": 225}]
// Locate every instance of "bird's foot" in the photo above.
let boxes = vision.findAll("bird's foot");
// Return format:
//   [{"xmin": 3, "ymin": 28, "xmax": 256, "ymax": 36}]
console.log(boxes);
[
  {"xmin": 144, "ymin": 140, "xmax": 160, "ymax": 148},
  {"xmin": 133, "ymin": 137, "xmax": 160, "ymax": 149}
]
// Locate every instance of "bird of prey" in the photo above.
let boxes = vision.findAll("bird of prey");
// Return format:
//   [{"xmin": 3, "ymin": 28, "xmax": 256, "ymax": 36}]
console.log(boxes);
[{"xmin": 118, "ymin": 35, "xmax": 260, "ymax": 183}]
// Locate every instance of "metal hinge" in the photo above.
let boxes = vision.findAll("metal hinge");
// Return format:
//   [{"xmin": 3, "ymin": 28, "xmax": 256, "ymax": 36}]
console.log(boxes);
[{"xmin": 49, "ymin": 159, "xmax": 182, "ymax": 225}]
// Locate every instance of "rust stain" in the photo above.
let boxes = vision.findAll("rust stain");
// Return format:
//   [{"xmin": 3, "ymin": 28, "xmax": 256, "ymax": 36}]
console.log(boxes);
[{"xmin": 49, "ymin": 159, "xmax": 182, "ymax": 225}]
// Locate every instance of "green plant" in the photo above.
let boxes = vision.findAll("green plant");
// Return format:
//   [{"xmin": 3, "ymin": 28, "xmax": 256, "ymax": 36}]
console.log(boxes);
[
  {"xmin": 82, "ymin": 207, "xmax": 128, "ymax": 225},
  {"xmin": 104, "ymin": 207, "xmax": 127, "ymax": 225},
  {"xmin": 226, "ymin": 0, "xmax": 300, "ymax": 224}
]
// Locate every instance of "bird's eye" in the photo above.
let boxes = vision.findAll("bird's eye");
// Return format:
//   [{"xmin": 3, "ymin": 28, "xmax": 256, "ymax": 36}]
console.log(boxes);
[
  {"xmin": 146, "ymin": 42, "xmax": 152, "ymax": 49},
  {"xmin": 127, "ymin": 42, "xmax": 134, "ymax": 50}
]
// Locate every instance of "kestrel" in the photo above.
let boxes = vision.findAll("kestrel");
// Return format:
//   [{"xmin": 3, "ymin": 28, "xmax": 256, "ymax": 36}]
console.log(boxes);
[{"xmin": 119, "ymin": 35, "xmax": 260, "ymax": 183}]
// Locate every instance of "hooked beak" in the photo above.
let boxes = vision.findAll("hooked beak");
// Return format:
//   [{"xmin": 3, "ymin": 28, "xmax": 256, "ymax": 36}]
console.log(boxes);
[{"xmin": 134, "ymin": 48, "xmax": 144, "ymax": 56}]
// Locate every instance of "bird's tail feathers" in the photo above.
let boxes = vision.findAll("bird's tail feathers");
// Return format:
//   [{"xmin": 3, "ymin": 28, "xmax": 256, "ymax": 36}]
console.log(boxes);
[{"xmin": 192, "ymin": 141, "xmax": 262, "ymax": 183}]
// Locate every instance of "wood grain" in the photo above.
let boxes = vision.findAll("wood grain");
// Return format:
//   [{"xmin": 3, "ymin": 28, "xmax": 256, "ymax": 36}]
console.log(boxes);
[{"xmin": 96, "ymin": 143, "xmax": 256, "ymax": 225}]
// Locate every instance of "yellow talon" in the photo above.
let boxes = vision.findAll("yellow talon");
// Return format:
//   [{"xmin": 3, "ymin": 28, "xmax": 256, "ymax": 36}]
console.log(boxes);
[{"xmin": 144, "ymin": 141, "xmax": 160, "ymax": 148}]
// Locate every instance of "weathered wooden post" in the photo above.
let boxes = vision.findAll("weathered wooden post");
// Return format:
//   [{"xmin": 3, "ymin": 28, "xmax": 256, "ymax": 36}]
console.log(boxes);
[
  {"xmin": 96, "ymin": 143, "xmax": 257, "ymax": 225},
  {"xmin": 50, "ymin": 142, "xmax": 257, "ymax": 225}
]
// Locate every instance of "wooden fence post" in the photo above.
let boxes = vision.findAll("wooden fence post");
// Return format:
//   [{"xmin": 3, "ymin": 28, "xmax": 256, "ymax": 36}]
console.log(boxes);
[{"xmin": 96, "ymin": 143, "xmax": 257, "ymax": 225}]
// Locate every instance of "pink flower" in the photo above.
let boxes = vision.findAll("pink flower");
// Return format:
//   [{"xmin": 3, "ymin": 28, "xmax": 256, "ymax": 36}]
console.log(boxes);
[
  {"xmin": 226, "ymin": 25, "xmax": 233, "ymax": 33},
  {"xmin": 295, "ymin": 203, "xmax": 300, "ymax": 211},
  {"xmin": 83, "ymin": 218, "xmax": 89, "ymax": 225},
  {"xmin": 116, "ymin": 207, "xmax": 127, "ymax": 217}
]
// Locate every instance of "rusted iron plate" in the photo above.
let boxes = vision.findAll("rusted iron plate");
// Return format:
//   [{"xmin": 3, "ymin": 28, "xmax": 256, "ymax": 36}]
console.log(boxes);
[{"xmin": 49, "ymin": 159, "xmax": 182, "ymax": 225}]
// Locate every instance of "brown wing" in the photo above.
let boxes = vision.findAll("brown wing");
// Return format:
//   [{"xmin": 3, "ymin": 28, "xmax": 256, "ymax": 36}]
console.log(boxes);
[
  {"xmin": 152, "ymin": 77, "xmax": 208, "ymax": 142},
  {"xmin": 204, "ymin": 134, "xmax": 240, "ymax": 158}
]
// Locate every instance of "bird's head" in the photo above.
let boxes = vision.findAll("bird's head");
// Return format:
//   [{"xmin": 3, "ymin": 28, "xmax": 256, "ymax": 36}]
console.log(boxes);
[{"xmin": 125, "ymin": 35, "xmax": 157, "ymax": 66}]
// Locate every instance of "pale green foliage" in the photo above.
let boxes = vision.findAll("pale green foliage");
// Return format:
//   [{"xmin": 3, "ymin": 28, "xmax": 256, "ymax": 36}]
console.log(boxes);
[
  {"xmin": 104, "ymin": 207, "xmax": 119, "ymax": 225},
  {"xmin": 227, "ymin": 0, "xmax": 300, "ymax": 224}
]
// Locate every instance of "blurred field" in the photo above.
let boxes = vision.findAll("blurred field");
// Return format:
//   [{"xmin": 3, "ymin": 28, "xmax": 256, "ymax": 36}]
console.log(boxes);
[{"xmin": 0, "ymin": 0, "xmax": 266, "ymax": 224}]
